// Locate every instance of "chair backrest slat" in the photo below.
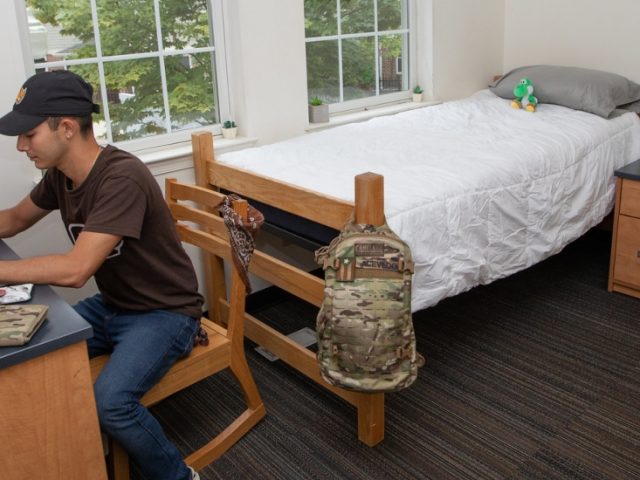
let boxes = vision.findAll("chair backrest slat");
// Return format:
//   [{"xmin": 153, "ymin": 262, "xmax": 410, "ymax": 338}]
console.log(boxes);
[
  {"xmin": 165, "ymin": 177, "xmax": 250, "ymax": 343},
  {"xmin": 168, "ymin": 203, "xmax": 228, "ymax": 239},
  {"xmin": 175, "ymin": 224, "xmax": 230, "ymax": 259},
  {"xmin": 168, "ymin": 180, "xmax": 226, "ymax": 208}
]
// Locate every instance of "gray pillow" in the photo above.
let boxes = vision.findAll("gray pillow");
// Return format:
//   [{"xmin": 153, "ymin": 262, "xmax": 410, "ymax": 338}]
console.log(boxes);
[
  {"xmin": 489, "ymin": 65, "xmax": 640, "ymax": 118},
  {"xmin": 618, "ymin": 99, "xmax": 640, "ymax": 114}
]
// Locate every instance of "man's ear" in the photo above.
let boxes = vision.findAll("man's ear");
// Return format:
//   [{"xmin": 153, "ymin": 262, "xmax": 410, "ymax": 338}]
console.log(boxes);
[{"xmin": 59, "ymin": 117, "xmax": 79, "ymax": 140}]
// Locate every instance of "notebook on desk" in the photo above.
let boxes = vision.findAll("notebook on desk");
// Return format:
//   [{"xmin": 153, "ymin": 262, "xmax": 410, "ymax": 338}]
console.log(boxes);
[{"xmin": 0, "ymin": 304, "xmax": 48, "ymax": 346}]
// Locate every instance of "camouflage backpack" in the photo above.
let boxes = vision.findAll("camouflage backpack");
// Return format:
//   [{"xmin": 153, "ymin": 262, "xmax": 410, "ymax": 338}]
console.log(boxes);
[{"xmin": 314, "ymin": 220, "xmax": 422, "ymax": 392}]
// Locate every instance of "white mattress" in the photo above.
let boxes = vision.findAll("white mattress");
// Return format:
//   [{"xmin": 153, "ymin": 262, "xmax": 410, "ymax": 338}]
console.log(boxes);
[{"xmin": 219, "ymin": 90, "xmax": 640, "ymax": 312}]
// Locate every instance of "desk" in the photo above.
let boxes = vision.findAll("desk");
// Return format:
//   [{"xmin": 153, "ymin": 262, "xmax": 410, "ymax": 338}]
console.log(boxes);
[
  {"xmin": 608, "ymin": 159, "xmax": 640, "ymax": 299},
  {"xmin": 0, "ymin": 241, "xmax": 107, "ymax": 480}
]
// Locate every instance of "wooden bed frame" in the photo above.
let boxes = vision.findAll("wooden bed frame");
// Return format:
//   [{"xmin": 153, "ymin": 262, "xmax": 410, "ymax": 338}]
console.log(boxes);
[{"xmin": 191, "ymin": 131, "xmax": 389, "ymax": 446}]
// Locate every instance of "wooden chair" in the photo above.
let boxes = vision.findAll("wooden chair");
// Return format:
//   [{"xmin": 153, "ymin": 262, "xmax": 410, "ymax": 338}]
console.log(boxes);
[{"xmin": 90, "ymin": 179, "xmax": 266, "ymax": 479}]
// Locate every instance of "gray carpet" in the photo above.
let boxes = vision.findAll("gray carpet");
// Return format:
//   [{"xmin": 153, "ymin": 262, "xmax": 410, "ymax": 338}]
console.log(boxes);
[{"xmin": 146, "ymin": 228, "xmax": 640, "ymax": 480}]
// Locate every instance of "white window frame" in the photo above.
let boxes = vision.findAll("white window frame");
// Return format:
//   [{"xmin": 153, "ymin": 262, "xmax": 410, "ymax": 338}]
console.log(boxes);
[
  {"xmin": 305, "ymin": 0, "xmax": 416, "ymax": 115},
  {"xmin": 15, "ymin": 0, "xmax": 231, "ymax": 153}
]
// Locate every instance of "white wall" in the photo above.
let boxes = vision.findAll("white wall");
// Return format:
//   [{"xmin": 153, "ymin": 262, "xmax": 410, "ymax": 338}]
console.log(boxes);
[
  {"xmin": 1, "ymin": 2, "xmax": 32, "ymax": 220},
  {"xmin": 431, "ymin": 0, "xmax": 505, "ymax": 100},
  {"xmin": 504, "ymin": 0, "xmax": 640, "ymax": 83},
  {"xmin": 225, "ymin": 0, "xmax": 309, "ymax": 145}
]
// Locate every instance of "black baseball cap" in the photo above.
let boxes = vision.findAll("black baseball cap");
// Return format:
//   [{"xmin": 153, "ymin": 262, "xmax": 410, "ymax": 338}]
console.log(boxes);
[{"xmin": 0, "ymin": 70, "xmax": 101, "ymax": 136}]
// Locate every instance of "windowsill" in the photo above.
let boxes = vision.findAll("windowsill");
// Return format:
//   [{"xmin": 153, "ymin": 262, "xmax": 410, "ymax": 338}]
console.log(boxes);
[
  {"xmin": 126, "ymin": 101, "xmax": 442, "ymax": 174},
  {"xmin": 306, "ymin": 99, "xmax": 441, "ymax": 132},
  {"xmin": 124, "ymin": 135, "xmax": 258, "ymax": 176}
]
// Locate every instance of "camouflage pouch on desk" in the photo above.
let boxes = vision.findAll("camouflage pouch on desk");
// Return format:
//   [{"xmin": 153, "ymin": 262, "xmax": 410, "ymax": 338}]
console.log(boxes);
[
  {"xmin": 0, "ymin": 305, "xmax": 48, "ymax": 346},
  {"xmin": 315, "ymin": 220, "xmax": 421, "ymax": 392}
]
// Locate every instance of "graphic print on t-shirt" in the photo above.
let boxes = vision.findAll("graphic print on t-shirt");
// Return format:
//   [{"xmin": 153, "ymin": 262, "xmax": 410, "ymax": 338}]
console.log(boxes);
[{"xmin": 68, "ymin": 223, "xmax": 124, "ymax": 259}]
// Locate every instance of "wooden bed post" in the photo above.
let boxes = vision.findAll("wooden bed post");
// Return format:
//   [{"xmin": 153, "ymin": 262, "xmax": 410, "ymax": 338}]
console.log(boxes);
[
  {"xmin": 355, "ymin": 172, "xmax": 384, "ymax": 225},
  {"xmin": 191, "ymin": 131, "xmax": 214, "ymax": 189},
  {"xmin": 357, "ymin": 393, "xmax": 385, "ymax": 446},
  {"xmin": 353, "ymin": 172, "xmax": 386, "ymax": 446},
  {"xmin": 191, "ymin": 131, "xmax": 228, "ymax": 324}
]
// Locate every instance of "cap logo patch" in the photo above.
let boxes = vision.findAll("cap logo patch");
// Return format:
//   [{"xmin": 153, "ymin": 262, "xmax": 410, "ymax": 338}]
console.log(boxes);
[{"xmin": 15, "ymin": 87, "xmax": 27, "ymax": 105}]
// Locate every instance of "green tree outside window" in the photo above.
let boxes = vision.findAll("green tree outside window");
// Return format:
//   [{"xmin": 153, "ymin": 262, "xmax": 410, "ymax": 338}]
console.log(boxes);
[
  {"xmin": 27, "ymin": 0, "xmax": 218, "ymax": 143},
  {"xmin": 304, "ymin": 0, "xmax": 409, "ymax": 105}
]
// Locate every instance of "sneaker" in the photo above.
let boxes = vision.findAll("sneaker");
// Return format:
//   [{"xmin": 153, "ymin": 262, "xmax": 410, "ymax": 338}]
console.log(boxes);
[{"xmin": 188, "ymin": 466, "xmax": 200, "ymax": 480}]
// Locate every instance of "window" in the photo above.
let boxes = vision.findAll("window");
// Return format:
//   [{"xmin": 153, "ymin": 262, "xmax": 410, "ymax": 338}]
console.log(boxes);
[
  {"xmin": 21, "ymin": 0, "xmax": 229, "ymax": 149},
  {"xmin": 304, "ymin": 0, "xmax": 411, "ymax": 112}
]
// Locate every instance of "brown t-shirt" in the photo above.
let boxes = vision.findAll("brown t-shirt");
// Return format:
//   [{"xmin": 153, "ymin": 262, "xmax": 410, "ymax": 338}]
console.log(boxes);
[{"xmin": 30, "ymin": 145, "xmax": 203, "ymax": 318}]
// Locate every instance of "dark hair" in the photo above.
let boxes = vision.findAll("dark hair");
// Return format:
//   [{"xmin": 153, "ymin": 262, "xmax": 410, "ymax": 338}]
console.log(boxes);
[{"xmin": 47, "ymin": 115, "xmax": 94, "ymax": 137}]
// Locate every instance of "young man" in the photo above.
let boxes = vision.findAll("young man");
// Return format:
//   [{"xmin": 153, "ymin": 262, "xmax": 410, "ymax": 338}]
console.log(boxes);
[{"xmin": 0, "ymin": 71, "xmax": 203, "ymax": 480}]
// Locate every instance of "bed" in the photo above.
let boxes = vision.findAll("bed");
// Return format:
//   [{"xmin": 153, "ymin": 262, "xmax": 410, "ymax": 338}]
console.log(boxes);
[{"xmin": 191, "ymin": 66, "xmax": 640, "ymax": 446}]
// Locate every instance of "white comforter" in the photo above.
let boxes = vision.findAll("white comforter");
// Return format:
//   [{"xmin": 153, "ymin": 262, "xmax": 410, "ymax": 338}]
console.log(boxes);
[{"xmin": 219, "ymin": 90, "xmax": 640, "ymax": 312}]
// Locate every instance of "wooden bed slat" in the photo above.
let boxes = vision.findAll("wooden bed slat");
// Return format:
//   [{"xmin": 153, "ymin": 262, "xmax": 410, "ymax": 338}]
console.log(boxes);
[
  {"xmin": 206, "ymin": 161, "xmax": 354, "ymax": 230},
  {"xmin": 179, "ymin": 222, "xmax": 324, "ymax": 307},
  {"xmin": 250, "ymin": 251, "xmax": 325, "ymax": 307}
]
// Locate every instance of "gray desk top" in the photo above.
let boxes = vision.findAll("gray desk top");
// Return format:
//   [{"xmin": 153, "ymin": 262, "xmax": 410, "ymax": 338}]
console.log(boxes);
[
  {"xmin": 0, "ymin": 241, "xmax": 93, "ymax": 370},
  {"xmin": 615, "ymin": 159, "xmax": 640, "ymax": 181}
]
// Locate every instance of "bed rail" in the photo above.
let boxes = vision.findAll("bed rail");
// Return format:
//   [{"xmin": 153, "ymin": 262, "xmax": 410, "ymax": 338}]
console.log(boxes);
[
  {"xmin": 192, "ymin": 133, "xmax": 354, "ymax": 230},
  {"xmin": 191, "ymin": 131, "xmax": 387, "ymax": 446}
]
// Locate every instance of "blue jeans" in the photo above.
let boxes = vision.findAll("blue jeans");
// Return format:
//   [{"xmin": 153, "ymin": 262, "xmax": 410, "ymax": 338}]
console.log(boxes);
[{"xmin": 75, "ymin": 294, "xmax": 198, "ymax": 480}]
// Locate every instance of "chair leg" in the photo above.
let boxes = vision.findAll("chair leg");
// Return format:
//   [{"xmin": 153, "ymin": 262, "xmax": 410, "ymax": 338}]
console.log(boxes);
[
  {"xmin": 185, "ymin": 357, "xmax": 266, "ymax": 471},
  {"xmin": 231, "ymin": 355, "xmax": 264, "ymax": 409},
  {"xmin": 110, "ymin": 440, "xmax": 130, "ymax": 480}
]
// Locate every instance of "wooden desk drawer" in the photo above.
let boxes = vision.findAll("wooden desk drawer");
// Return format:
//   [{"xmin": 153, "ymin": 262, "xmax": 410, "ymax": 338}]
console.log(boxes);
[
  {"xmin": 613, "ymin": 214, "xmax": 640, "ymax": 288},
  {"xmin": 620, "ymin": 179, "xmax": 640, "ymax": 218}
]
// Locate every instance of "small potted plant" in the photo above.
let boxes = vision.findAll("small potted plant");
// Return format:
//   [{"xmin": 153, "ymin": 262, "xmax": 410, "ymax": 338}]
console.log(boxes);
[
  {"xmin": 308, "ymin": 96, "xmax": 329, "ymax": 123},
  {"xmin": 412, "ymin": 86, "xmax": 424, "ymax": 103},
  {"xmin": 221, "ymin": 120, "xmax": 237, "ymax": 139}
]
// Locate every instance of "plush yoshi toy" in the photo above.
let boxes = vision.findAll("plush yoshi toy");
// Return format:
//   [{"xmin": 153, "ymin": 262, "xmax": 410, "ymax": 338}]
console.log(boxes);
[{"xmin": 511, "ymin": 77, "xmax": 538, "ymax": 112}]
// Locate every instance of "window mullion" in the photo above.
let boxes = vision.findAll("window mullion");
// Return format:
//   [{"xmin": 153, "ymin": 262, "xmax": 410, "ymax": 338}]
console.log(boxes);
[
  {"xmin": 89, "ymin": 0, "xmax": 113, "ymax": 144},
  {"xmin": 337, "ymin": 0, "xmax": 344, "ymax": 103},
  {"xmin": 153, "ymin": 0, "xmax": 172, "ymax": 135},
  {"xmin": 404, "ymin": 0, "xmax": 410, "ymax": 91},
  {"xmin": 373, "ymin": 0, "xmax": 380, "ymax": 97},
  {"xmin": 37, "ymin": 48, "xmax": 216, "ymax": 69},
  {"xmin": 210, "ymin": 0, "xmax": 228, "ymax": 124}
]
